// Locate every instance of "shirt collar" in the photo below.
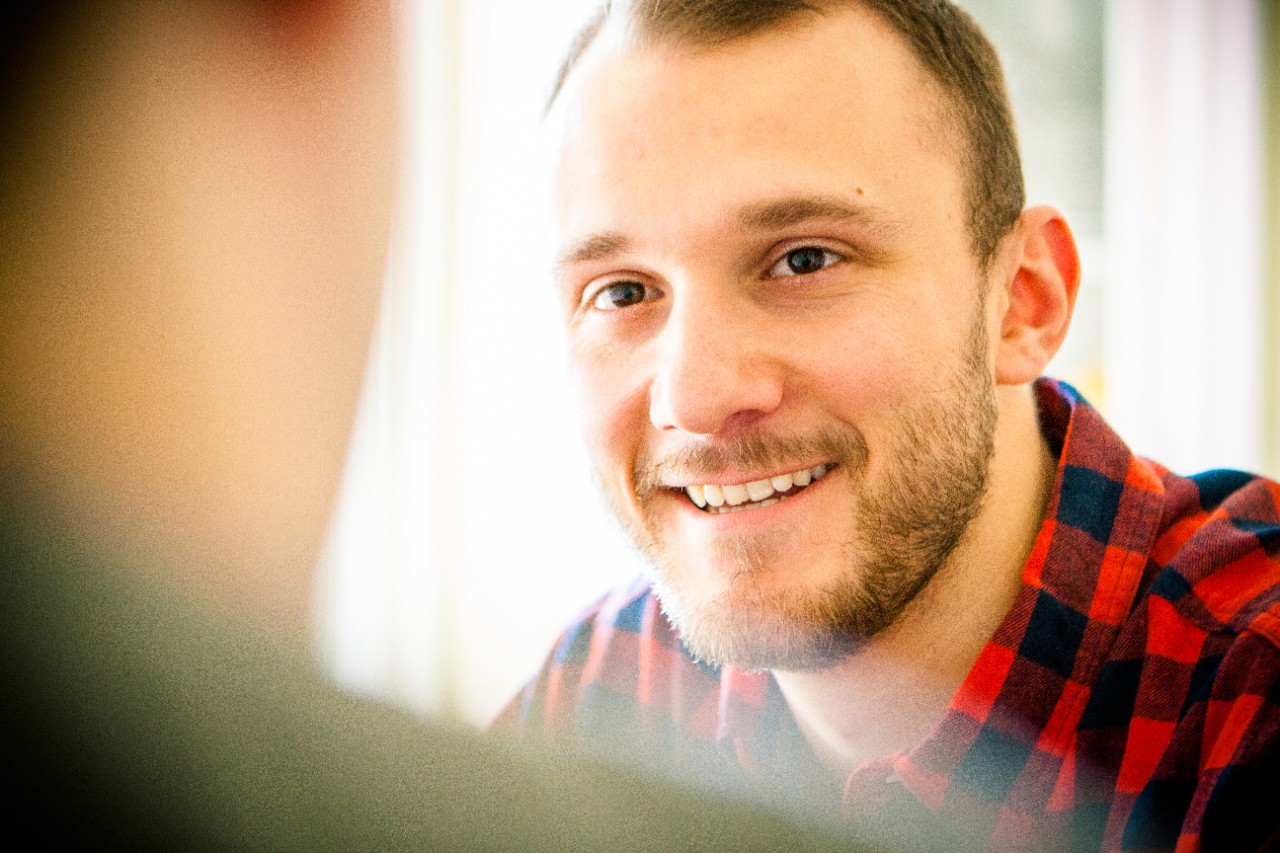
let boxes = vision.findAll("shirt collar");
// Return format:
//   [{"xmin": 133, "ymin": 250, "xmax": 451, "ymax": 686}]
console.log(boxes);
[{"xmin": 879, "ymin": 378, "xmax": 1167, "ymax": 811}]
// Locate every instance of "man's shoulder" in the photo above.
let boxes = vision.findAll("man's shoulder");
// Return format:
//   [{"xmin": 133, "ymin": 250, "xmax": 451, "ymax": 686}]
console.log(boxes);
[
  {"xmin": 551, "ymin": 576, "xmax": 687, "ymax": 663},
  {"xmin": 549, "ymin": 574, "xmax": 722, "ymax": 685},
  {"xmin": 496, "ymin": 576, "xmax": 725, "ymax": 745},
  {"xmin": 1087, "ymin": 469, "xmax": 1280, "ymax": 852},
  {"xmin": 1146, "ymin": 467, "xmax": 1280, "ymax": 642}
]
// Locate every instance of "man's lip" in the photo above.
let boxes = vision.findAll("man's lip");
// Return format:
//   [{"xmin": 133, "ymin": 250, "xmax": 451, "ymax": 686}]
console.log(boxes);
[
  {"xmin": 669, "ymin": 463, "xmax": 835, "ymax": 511},
  {"xmin": 659, "ymin": 462, "xmax": 835, "ymax": 490}
]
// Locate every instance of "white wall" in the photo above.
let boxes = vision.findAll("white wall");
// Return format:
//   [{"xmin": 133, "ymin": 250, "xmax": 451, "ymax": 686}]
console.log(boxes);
[{"xmin": 1103, "ymin": 0, "xmax": 1265, "ymax": 476}]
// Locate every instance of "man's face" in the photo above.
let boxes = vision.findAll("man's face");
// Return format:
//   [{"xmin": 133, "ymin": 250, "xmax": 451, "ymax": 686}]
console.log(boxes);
[{"xmin": 552, "ymin": 7, "xmax": 1001, "ymax": 670}]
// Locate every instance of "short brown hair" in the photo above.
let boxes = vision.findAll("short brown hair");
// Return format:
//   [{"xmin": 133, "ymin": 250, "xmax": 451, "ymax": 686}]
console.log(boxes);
[{"xmin": 548, "ymin": 0, "xmax": 1024, "ymax": 266}]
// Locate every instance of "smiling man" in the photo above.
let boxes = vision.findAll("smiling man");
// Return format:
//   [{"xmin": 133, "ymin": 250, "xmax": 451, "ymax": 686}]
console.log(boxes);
[{"xmin": 497, "ymin": 1, "xmax": 1280, "ymax": 850}]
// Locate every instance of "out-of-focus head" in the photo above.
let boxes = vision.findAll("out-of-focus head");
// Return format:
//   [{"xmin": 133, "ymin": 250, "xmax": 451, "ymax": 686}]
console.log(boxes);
[{"xmin": 0, "ymin": 1, "xmax": 400, "ymax": 638}]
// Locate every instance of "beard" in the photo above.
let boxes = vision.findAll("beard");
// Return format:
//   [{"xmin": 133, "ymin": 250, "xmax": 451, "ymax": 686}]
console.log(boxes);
[{"xmin": 606, "ymin": 305, "xmax": 998, "ymax": 672}]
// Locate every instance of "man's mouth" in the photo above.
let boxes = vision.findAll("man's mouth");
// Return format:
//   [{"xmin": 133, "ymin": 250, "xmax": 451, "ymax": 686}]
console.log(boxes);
[{"xmin": 682, "ymin": 464, "xmax": 833, "ymax": 514}]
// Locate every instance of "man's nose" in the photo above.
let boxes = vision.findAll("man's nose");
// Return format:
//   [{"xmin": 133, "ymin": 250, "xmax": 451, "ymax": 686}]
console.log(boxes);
[{"xmin": 647, "ymin": 291, "xmax": 785, "ymax": 436}]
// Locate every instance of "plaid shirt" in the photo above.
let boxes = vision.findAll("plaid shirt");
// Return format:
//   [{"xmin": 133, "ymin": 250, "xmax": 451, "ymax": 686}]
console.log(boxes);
[{"xmin": 497, "ymin": 380, "xmax": 1280, "ymax": 852}]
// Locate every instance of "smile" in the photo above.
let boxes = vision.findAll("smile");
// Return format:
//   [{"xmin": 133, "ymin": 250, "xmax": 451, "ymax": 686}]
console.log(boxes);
[{"xmin": 683, "ymin": 464, "xmax": 832, "ymax": 514}]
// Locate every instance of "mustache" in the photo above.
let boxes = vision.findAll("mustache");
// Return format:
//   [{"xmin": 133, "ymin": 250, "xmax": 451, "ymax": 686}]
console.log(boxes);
[{"xmin": 634, "ymin": 428, "xmax": 868, "ymax": 499}]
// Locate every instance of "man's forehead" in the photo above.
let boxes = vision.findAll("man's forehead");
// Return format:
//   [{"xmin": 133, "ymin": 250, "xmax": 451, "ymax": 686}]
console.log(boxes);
[
  {"xmin": 546, "ymin": 4, "xmax": 959, "ymax": 261},
  {"xmin": 548, "ymin": 2, "xmax": 946, "ymax": 122},
  {"xmin": 547, "ymin": 3, "xmax": 953, "ymax": 177}
]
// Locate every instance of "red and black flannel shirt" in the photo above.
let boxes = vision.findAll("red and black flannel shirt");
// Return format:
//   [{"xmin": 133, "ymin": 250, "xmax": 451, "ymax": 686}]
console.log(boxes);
[{"xmin": 496, "ymin": 379, "xmax": 1280, "ymax": 852}]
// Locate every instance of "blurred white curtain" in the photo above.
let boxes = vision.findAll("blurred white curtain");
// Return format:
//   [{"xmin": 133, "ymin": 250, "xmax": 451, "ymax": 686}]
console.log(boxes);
[
  {"xmin": 315, "ymin": 0, "xmax": 457, "ymax": 718},
  {"xmin": 317, "ymin": 0, "xmax": 635, "ymax": 726},
  {"xmin": 1103, "ymin": 0, "xmax": 1264, "ymax": 475}
]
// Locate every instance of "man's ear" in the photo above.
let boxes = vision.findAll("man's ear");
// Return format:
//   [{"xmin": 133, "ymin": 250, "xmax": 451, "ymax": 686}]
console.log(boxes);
[{"xmin": 992, "ymin": 205, "xmax": 1081, "ymax": 386}]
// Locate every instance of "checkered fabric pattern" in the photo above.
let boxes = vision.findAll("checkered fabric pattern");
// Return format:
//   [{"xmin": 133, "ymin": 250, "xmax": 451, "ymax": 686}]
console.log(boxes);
[{"xmin": 495, "ymin": 379, "xmax": 1280, "ymax": 852}]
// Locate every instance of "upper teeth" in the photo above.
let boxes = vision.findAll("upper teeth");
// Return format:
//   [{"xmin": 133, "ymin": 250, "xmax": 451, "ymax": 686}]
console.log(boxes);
[{"xmin": 685, "ymin": 464, "xmax": 830, "ymax": 510}]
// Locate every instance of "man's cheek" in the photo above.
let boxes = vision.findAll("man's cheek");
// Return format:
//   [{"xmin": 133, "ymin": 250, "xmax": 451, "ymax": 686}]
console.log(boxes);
[{"xmin": 574, "ymin": 355, "xmax": 641, "ymax": 433}]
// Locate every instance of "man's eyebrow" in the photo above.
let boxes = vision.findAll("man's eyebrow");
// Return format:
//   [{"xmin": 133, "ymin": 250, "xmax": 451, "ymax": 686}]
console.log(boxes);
[
  {"xmin": 555, "ymin": 232, "xmax": 632, "ymax": 272},
  {"xmin": 737, "ymin": 195, "xmax": 902, "ymax": 234},
  {"xmin": 555, "ymin": 196, "xmax": 902, "ymax": 273}
]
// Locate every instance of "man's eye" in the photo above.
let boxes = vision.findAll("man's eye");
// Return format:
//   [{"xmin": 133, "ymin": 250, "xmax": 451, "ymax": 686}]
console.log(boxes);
[
  {"xmin": 769, "ymin": 246, "xmax": 842, "ymax": 277},
  {"xmin": 590, "ymin": 280, "xmax": 654, "ymax": 311}
]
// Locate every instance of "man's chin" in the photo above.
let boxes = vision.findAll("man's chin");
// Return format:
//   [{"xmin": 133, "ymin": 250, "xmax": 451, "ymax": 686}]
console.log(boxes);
[{"xmin": 651, "ymin": 577, "xmax": 864, "ymax": 672}]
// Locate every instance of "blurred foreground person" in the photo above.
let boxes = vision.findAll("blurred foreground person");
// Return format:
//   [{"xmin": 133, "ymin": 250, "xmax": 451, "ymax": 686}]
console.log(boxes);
[{"xmin": 0, "ymin": 3, "xmax": 859, "ymax": 849}]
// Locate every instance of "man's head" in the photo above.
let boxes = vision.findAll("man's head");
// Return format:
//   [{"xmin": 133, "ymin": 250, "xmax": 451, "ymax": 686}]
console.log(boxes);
[{"xmin": 548, "ymin": 0, "xmax": 1079, "ymax": 670}]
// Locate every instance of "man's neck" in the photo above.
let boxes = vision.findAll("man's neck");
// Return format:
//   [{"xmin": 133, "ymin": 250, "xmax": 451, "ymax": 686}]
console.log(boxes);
[{"xmin": 772, "ymin": 385, "xmax": 1058, "ymax": 781}]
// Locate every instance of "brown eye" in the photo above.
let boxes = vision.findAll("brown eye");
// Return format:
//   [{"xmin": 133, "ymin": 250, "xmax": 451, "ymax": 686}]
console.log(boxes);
[
  {"xmin": 769, "ymin": 246, "xmax": 841, "ymax": 277},
  {"xmin": 591, "ymin": 280, "xmax": 654, "ymax": 310}
]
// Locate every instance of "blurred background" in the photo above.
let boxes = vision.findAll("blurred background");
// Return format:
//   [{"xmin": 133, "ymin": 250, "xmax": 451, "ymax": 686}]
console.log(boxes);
[{"xmin": 317, "ymin": 0, "xmax": 1280, "ymax": 728}]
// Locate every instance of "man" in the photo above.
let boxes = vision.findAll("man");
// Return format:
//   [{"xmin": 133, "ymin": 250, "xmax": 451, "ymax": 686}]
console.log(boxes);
[
  {"xmin": 0, "ymin": 3, "xmax": 863, "ymax": 848},
  {"xmin": 498, "ymin": 1, "xmax": 1280, "ymax": 849}
]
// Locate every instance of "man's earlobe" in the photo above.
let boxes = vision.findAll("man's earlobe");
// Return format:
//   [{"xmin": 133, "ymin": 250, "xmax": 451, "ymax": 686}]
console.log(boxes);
[{"xmin": 994, "ymin": 206, "xmax": 1081, "ymax": 386}]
